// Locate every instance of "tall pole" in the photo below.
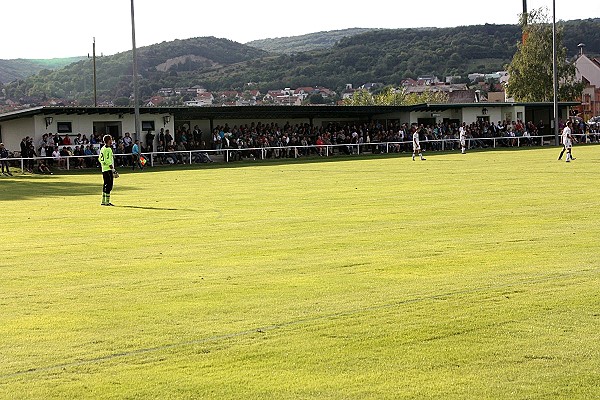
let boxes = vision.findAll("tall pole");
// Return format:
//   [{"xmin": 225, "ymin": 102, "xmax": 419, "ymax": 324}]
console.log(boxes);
[
  {"xmin": 93, "ymin": 37, "xmax": 97, "ymax": 107},
  {"xmin": 552, "ymin": 0, "xmax": 560, "ymax": 145},
  {"xmin": 130, "ymin": 0, "xmax": 142, "ymax": 140}
]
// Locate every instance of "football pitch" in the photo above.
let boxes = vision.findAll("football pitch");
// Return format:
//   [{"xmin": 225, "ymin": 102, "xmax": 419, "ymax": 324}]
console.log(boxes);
[{"xmin": 1, "ymin": 146, "xmax": 599, "ymax": 399}]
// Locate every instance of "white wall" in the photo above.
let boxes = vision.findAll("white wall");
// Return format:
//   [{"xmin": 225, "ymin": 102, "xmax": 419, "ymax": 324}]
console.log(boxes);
[
  {"xmin": 576, "ymin": 55, "xmax": 600, "ymax": 87},
  {"xmin": 410, "ymin": 105, "xmax": 527, "ymax": 125},
  {"xmin": 0, "ymin": 117, "xmax": 35, "ymax": 151},
  {"xmin": 0, "ymin": 112, "xmax": 174, "ymax": 152}
]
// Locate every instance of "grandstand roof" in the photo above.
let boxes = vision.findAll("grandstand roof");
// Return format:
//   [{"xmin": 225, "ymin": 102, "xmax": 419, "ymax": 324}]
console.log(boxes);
[
  {"xmin": 0, "ymin": 102, "xmax": 581, "ymax": 123},
  {"xmin": 0, "ymin": 105, "xmax": 417, "ymax": 123}
]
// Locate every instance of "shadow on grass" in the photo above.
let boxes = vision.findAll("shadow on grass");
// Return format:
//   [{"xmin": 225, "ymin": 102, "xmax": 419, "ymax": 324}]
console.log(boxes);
[
  {"xmin": 118, "ymin": 205, "xmax": 195, "ymax": 211},
  {"xmin": 0, "ymin": 175, "xmax": 138, "ymax": 201},
  {"xmin": 0, "ymin": 145, "xmax": 587, "ymax": 201}
]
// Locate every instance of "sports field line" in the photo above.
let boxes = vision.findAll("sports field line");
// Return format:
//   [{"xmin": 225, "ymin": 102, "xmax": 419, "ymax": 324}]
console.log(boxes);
[{"xmin": 2, "ymin": 266, "xmax": 596, "ymax": 380}]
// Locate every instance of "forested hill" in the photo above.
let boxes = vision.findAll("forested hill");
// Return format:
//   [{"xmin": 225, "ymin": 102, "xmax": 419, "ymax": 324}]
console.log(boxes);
[
  {"xmin": 2, "ymin": 37, "xmax": 268, "ymax": 104},
  {"xmin": 2, "ymin": 19, "xmax": 599, "ymax": 105},
  {"xmin": 0, "ymin": 57, "xmax": 85, "ymax": 84},
  {"xmin": 246, "ymin": 28, "xmax": 379, "ymax": 53}
]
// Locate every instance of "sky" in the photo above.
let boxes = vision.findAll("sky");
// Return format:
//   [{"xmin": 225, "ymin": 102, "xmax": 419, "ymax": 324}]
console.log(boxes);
[{"xmin": 1, "ymin": 0, "xmax": 598, "ymax": 59}]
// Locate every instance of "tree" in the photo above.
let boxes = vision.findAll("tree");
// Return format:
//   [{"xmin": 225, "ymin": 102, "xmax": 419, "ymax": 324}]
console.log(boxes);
[
  {"xmin": 307, "ymin": 93, "xmax": 326, "ymax": 104},
  {"xmin": 114, "ymin": 97, "xmax": 130, "ymax": 106},
  {"xmin": 343, "ymin": 86, "xmax": 448, "ymax": 106},
  {"xmin": 343, "ymin": 89, "xmax": 376, "ymax": 105},
  {"xmin": 403, "ymin": 89, "xmax": 449, "ymax": 105},
  {"xmin": 506, "ymin": 8, "xmax": 583, "ymax": 102}
]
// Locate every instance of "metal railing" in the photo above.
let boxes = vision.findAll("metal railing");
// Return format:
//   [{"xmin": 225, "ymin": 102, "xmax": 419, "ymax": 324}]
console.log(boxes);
[{"xmin": 3, "ymin": 133, "xmax": 597, "ymax": 174}]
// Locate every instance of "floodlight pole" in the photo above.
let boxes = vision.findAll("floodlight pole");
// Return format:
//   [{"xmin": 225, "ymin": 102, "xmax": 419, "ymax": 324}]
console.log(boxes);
[
  {"xmin": 93, "ymin": 37, "xmax": 98, "ymax": 107},
  {"xmin": 130, "ymin": 0, "xmax": 142, "ymax": 140},
  {"xmin": 552, "ymin": 0, "xmax": 560, "ymax": 145}
]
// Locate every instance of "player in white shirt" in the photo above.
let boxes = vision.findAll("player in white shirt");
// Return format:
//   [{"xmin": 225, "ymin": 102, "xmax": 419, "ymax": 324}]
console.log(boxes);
[
  {"xmin": 459, "ymin": 123, "xmax": 467, "ymax": 154},
  {"xmin": 558, "ymin": 121, "xmax": 575, "ymax": 162},
  {"xmin": 412, "ymin": 127, "xmax": 426, "ymax": 161}
]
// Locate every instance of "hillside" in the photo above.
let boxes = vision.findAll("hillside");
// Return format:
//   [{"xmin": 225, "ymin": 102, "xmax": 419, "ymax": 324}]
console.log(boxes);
[
  {"xmin": 2, "ymin": 37, "xmax": 267, "ymax": 104},
  {"xmin": 246, "ymin": 28, "xmax": 379, "ymax": 53},
  {"xmin": 0, "ymin": 57, "xmax": 85, "ymax": 84},
  {"xmin": 3, "ymin": 19, "xmax": 599, "ymax": 106}
]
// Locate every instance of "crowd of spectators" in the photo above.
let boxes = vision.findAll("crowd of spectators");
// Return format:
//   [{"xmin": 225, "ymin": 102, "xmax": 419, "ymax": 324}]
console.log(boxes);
[
  {"xmin": 203, "ymin": 117, "xmax": 600, "ymax": 159},
  {"xmin": 5, "ymin": 116, "xmax": 599, "ymax": 172},
  {"xmin": 196, "ymin": 118, "xmax": 599, "ymax": 160}
]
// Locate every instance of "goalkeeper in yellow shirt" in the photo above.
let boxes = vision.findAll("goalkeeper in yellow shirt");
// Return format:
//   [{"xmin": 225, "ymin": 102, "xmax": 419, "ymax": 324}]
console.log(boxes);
[{"xmin": 98, "ymin": 135, "xmax": 119, "ymax": 206}]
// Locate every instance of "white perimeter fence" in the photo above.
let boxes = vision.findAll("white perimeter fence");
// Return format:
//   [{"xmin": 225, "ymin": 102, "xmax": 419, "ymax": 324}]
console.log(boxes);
[{"xmin": 3, "ymin": 133, "xmax": 596, "ymax": 173}]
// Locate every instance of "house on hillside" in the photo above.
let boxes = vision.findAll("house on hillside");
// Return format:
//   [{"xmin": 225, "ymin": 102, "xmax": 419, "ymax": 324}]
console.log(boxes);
[
  {"xmin": 294, "ymin": 86, "xmax": 336, "ymax": 101},
  {"xmin": 191, "ymin": 85, "xmax": 207, "ymax": 95},
  {"xmin": 247, "ymin": 90, "xmax": 261, "ymax": 99},
  {"xmin": 146, "ymin": 96, "xmax": 166, "ymax": 107},
  {"xmin": 342, "ymin": 84, "xmax": 357, "ymax": 100},
  {"xmin": 216, "ymin": 91, "xmax": 240, "ymax": 102},
  {"xmin": 275, "ymin": 94, "xmax": 301, "ymax": 106},
  {"xmin": 235, "ymin": 90, "xmax": 261, "ymax": 106},
  {"xmin": 416, "ymin": 76, "xmax": 440, "ymax": 85},
  {"xmin": 468, "ymin": 73, "xmax": 486, "ymax": 82},
  {"xmin": 497, "ymin": 71, "xmax": 510, "ymax": 84},
  {"xmin": 184, "ymin": 92, "xmax": 214, "ymax": 107},
  {"xmin": 42, "ymin": 99, "xmax": 67, "ymax": 107},
  {"xmin": 175, "ymin": 87, "xmax": 197, "ymax": 97},
  {"xmin": 360, "ymin": 82, "xmax": 383, "ymax": 91},
  {"xmin": 575, "ymin": 53, "xmax": 600, "ymax": 118},
  {"xmin": 158, "ymin": 88, "xmax": 175, "ymax": 97},
  {"xmin": 263, "ymin": 88, "xmax": 300, "ymax": 105},
  {"xmin": 317, "ymin": 87, "xmax": 335, "ymax": 98},
  {"xmin": 294, "ymin": 87, "xmax": 316, "ymax": 102},
  {"xmin": 263, "ymin": 91, "xmax": 278, "ymax": 103},
  {"xmin": 401, "ymin": 78, "xmax": 419, "ymax": 87},
  {"xmin": 445, "ymin": 76, "xmax": 463, "ymax": 84}
]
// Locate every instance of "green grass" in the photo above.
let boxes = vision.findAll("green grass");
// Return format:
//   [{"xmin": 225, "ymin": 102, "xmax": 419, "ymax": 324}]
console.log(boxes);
[{"xmin": 1, "ymin": 147, "xmax": 599, "ymax": 399}]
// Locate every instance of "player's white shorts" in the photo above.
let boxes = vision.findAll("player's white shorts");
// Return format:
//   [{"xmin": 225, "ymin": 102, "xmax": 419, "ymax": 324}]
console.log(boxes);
[
  {"xmin": 460, "ymin": 139, "xmax": 466, "ymax": 147},
  {"xmin": 564, "ymin": 140, "xmax": 572, "ymax": 148},
  {"xmin": 413, "ymin": 145, "xmax": 420, "ymax": 152}
]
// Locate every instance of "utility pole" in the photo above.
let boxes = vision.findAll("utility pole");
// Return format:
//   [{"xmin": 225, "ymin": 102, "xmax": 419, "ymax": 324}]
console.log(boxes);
[
  {"xmin": 552, "ymin": 0, "xmax": 560, "ymax": 145},
  {"xmin": 93, "ymin": 37, "xmax": 97, "ymax": 107},
  {"xmin": 130, "ymin": 0, "xmax": 142, "ymax": 140}
]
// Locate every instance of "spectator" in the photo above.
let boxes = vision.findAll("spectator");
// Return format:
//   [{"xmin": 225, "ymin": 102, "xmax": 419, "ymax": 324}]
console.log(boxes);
[
  {"xmin": 0, "ymin": 143, "xmax": 13, "ymax": 176},
  {"xmin": 158, "ymin": 128, "xmax": 165, "ymax": 145},
  {"xmin": 52, "ymin": 147, "xmax": 64, "ymax": 169},
  {"xmin": 131, "ymin": 140, "xmax": 143, "ymax": 170},
  {"xmin": 146, "ymin": 131, "xmax": 155, "ymax": 152},
  {"xmin": 123, "ymin": 132, "xmax": 133, "ymax": 153},
  {"xmin": 73, "ymin": 145, "xmax": 86, "ymax": 169},
  {"xmin": 84, "ymin": 145, "xmax": 96, "ymax": 168},
  {"xmin": 25, "ymin": 138, "xmax": 36, "ymax": 172},
  {"xmin": 165, "ymin": 129, "xmax": 173, "ymax": 147},
  {"xmin": 116, "ymin": 141, "xmax": 126, "ymax": 167},
  {"xmin": 20, "ymin": 137, "xmax": 28, "ymax": 158},
  {"xmin": 156, "ymin": 140, "xmax": 166, "ymax": 164},
  {"xmin": 37, "ymin": 159, "xmax": 53, "ymax": 174}
]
